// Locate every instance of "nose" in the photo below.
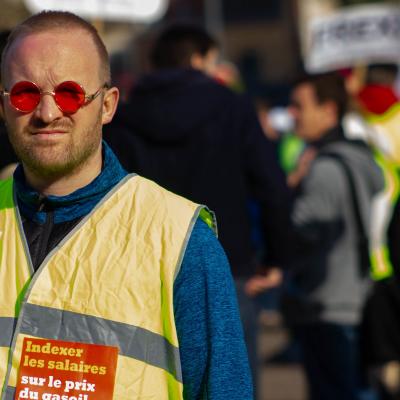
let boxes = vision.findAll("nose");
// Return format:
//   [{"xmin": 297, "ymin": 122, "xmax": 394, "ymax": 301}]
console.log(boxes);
[{"xmin": 33, "ymin": 92, "xmax": 63, "ymax": 123}]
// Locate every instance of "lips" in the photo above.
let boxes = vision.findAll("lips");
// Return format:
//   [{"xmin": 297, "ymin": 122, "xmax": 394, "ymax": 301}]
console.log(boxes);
[{"xmin": 32, "ymin": 130, "xmax": 67, "ymax": 135}]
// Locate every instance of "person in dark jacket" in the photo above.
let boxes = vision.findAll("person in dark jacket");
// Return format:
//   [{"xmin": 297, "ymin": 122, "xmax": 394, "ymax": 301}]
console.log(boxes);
[{"xmin": 104, "ymin": 23, "xmax": 291, "ymax": 395}]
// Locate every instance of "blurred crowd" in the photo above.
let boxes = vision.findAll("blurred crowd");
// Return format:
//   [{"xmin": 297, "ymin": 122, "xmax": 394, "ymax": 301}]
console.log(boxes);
[{"xmin": 2, "ymin": 21, "xmax": 400, "ymax": 400}]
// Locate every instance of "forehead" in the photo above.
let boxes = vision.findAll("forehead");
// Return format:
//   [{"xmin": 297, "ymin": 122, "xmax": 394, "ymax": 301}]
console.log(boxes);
[{"xmin": 3, "ymin": 28, "xmax": 101, "ymax": 87}]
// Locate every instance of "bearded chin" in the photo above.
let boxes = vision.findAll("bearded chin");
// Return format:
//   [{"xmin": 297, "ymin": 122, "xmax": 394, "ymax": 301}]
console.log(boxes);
[
  {"xmin": 21, "ymin": 143, "xmax": 99, "ymax": 180},
  {"xmin": 9, "ymin": 116, "xmax": 103, "ymax": 181}
]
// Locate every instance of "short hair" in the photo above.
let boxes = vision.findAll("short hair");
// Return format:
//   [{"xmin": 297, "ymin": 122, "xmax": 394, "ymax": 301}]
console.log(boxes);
[
  {"xmin": 366, "ymin": 63, "xmax": 399, "ymax": 86},
  {"xmin": 1, "ymin": 11, "xmax": 110, "ymax": 85},
  {"xmin": 150, "ymin": 23, "xmax": 218, "ymax": 69},
  {"xmin": 294, "ymin": 72, "xmax": 348, "ymax": 119}
]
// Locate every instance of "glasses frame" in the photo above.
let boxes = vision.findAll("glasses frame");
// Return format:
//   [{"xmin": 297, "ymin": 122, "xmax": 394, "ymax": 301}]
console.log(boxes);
[{"xmin": 0, "ymin": 80, "xmax": 109, "ymax": 114}]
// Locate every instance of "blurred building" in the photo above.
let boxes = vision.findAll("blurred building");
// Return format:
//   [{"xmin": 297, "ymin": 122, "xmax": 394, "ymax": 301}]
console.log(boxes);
[{"xmin": 0, "ymin": 0, "xmax": 395, "ymax": 104}]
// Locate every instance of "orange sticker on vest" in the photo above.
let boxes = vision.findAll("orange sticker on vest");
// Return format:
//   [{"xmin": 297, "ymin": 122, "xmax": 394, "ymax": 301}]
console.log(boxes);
[{"xmin": 16, "ymin": 337, "xmax": 118, "ymax": 400}]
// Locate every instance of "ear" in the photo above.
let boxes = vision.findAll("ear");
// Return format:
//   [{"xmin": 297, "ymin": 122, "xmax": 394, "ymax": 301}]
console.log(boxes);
[
  {"xmin": 101, "ymin": 86, "xmax": 119, "ymax": 125},
  {"xmin": 190, "ymin": 52, "xmax": 204, "ymax": 71},
  {"xmin": 323, "ymin": 100, "xmax": 339, "ymax": 122}
]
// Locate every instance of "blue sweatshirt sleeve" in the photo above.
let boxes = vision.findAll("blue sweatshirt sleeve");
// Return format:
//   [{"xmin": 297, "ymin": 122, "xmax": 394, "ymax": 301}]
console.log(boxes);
[{"xmin": 173, "ymin": 218, "xmax": 253, "ymax": 399}]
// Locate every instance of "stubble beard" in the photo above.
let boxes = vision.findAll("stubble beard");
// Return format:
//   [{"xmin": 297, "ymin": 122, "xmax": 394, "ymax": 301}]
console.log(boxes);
[{"xmin": 8, "ymin": 113, "xmax": 103, "ymax": 180}]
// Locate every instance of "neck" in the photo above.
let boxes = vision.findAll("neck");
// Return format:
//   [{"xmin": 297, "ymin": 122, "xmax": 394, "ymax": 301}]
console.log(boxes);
[
  {"xmin": 311, "ymin": 124, "xmax": 344, "ymax": 149},
  {"xmin": 23, "ymin": 147, "xmax": 103, "ymax": 197}
]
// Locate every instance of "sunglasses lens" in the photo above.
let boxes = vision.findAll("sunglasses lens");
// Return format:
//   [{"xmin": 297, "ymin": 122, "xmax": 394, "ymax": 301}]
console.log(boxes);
[
  {"xmin": 10, "ymin": 81, "xmax": 40, "ymax": 112},
  {"xmin": 55, "ymin": 81, "xmax": 86, "ymax": 113}
]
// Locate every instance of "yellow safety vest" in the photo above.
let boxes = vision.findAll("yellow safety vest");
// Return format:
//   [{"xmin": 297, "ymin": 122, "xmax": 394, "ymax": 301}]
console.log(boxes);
[
  {"xmin": 369, "ymin": 153, "xmax": 400, "ymax": 281},
  {"xmin": 0, "ymin": 175, "xmax": 216, "ymax": 399},
  {"xmin": 366, "ymin": 103, "xmax": 400, "ymax": 165},
  {"xmin": 361, "ymin": 106, "xmax": 400, "ymax": 281}
]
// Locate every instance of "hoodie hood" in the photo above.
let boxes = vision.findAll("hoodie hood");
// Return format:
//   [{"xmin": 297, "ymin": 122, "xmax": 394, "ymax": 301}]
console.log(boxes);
[
  {"xmin": 115, "ymin": 68, "xmax": 232, "ymax": 143},
  {"xmin": 320, "ymin": 139, "xmax": 384, "ymax": 198},
  {"xmin": 308, "ymin": 126, "xmax": 383, "ymax": 197}
]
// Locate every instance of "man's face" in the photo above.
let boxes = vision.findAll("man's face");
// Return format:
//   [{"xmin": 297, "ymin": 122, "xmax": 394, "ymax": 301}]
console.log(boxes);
[
  {"xmin": 0, "ymin": 28, "xmax": 117, "ymax": 179},
  {"xmin": 289, "ymin": 82, "xmax": 334, "ymax": 143}
]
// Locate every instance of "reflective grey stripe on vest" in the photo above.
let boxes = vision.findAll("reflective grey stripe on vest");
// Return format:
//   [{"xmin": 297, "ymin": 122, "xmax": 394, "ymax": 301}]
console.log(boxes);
[
  {"xmin": 3, "ymin": 385, "xmax": 15, "ymax": 400},
  {"xmin": 19, "ymin": 303, "xmax": 182, "ymax": 382},
  {"xmin": 0, "ymin": 317, "xmax": 16, "ymax": 347}
]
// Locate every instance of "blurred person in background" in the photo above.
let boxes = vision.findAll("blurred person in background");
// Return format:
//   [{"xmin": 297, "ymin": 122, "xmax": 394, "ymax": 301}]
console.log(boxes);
[
  {"xmin": 283, "ymin": 73, "xmax": 383, "ymax": 400},
  {"xmin": 0, "ymin": 29, "xmax": 18, "ymax": 178},
  {"xmin": 104, "ymin": 22, "xmax": 291, "ymax": 397},
  {"xmin": 255, "ymin": 99, "xmax": 305, "ymax": 179},
  {"xmin": 343, "ymin": 63, "xmax": 400, "ymax": 400},
  {"xmin": 282, "ymin": 72, "xmax": 383, "ymax": 400},
  {"xmin": 252, "ymin": 100, "xmax": 306, "ymax": 364}
]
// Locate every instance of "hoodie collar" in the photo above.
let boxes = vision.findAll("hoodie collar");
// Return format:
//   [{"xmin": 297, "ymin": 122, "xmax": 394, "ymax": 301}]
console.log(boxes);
[
  {"xmin": 14, "ymin": 141, "xmax": 128, "ymax": 224},
  {"xmin": 311, "ymin": 125, "xmax": 347, "ymax": 149}
]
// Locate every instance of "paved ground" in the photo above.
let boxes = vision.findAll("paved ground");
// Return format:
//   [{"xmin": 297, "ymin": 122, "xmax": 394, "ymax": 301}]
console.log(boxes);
[{"xmin": 257, "ymin": 312, "xmax": 307, "ymax": 400}]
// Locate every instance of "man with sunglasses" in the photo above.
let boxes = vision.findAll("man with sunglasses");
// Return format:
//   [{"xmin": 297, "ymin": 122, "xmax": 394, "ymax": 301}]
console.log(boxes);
[{"xmin": 0, "ymin": 11, "xmax": 252, "ymax": 400}]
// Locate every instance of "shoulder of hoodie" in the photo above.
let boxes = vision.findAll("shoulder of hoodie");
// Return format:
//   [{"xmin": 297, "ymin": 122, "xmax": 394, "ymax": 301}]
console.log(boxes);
[
  {"xmin": 318, "ymin": 139, "xmax": 375, "ymax": 166},
  {"xmin": 313, "ymin": 140, "xmax": 384, "ymax": 192}
]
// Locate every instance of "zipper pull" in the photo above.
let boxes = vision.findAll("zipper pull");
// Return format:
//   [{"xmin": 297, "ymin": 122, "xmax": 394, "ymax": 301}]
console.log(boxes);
[{"xmin": 37, "ymin": 194, "xmax": 47, "ymax": 212}]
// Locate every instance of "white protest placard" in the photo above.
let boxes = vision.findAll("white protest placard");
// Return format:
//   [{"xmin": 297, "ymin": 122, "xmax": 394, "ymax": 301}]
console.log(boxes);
[
  {"xmin": 24, "ymin": 0, "xmax": 169, "ymax": 23},
  {"xmin": 305, "ymin": 4, "xmax": 400, "ymax": 73}
]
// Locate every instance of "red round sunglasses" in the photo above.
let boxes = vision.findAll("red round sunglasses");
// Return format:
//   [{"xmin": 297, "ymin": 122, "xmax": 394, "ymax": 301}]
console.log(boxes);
[{"xmin": 0, "ymin": 80, "xmax": 108, "ymax": 114}]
